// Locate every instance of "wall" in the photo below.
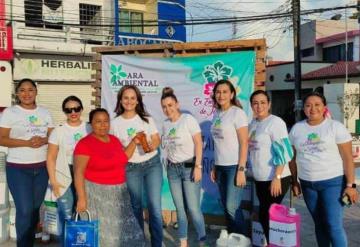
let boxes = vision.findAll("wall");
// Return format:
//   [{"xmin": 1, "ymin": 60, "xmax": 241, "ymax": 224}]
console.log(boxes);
[{"xmin": 265, "ymin": 62, "xmax": 333, "ymax": 91}]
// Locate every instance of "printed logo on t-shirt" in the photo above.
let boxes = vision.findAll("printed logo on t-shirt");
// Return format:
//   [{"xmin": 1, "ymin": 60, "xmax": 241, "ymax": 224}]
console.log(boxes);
[
  {"xmin": 29, "ymin": 115, "xmax": 43, "ymax": 126},
  {"xmin": 214, "ymin": 117, "xmax": 221, "ymax": 128},
  {"xmin": 301, "ymin": 132, "xmax": 325, "ymax": 154},
  {"xmin": 27, "ymin": 115, "xmax": 48, "ymax": 136},
  {"xmin": 307, "ymin": 133, "xmax": 320, "ymax": 144},
  {"xmin": 127, "ymin": 128, "xmax": 136, "ymax": 138},
  {"xmin": 73, "ymin": 132, "xmax": 83, "ymax": 142},
  {"xmin": 168, "ymin": 128, "xmax": 176, "ymax": 138},
  {"xmin": 248, "ymin": 131, "xmax": 258, "ymax": 150}
]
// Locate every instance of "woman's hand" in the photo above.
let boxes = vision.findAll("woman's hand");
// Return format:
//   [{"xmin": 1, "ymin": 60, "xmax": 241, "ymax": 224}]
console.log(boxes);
[
  {"xmin": 291, "ymin": 180, "xmax": 302, "ymax": 197},
  {"xmin": 210, "ymin": 167, "xmax": 216, "ymax": 183},
  {"xmin": 270, "ymin": 178, "xmax": 282, "ymax": 197},
  {"xmin": 236, "ymin": 171, "xmax": 246, "ymax": 187},
  {"xmin": 50, "ymin": 180, "xmax": 64, "ymax": 198},
  {"xmin": 76, "ymin": 198, "xmax": 87, "ymax": 213},
  {"xmin": 29, "ymin": 136, "xmax": 47, "ymax": 148},
  {"xmin": 193, "ymin": 167, "xmax": 202, "ymax": 183},
  {"xmin": 344, "ymin": 187, "xmax": 359, "ymax": 204}
]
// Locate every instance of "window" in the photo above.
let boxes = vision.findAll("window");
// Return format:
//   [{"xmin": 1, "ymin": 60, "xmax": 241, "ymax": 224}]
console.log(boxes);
[
  {"xmin": 323, "ymin": 43, "xmax": 353, "ymax": 62},
  {"xmin": 79, "ymin": 4, "xmax": 102, "ymax": 44},
  {"xmin": 301, "ymin": 47, "xmax": 314, "ymax": 58},
  {"xmin": 25, "ymin": 0, "xmax": 63, "ymax": 29},
  {"xmin": 119, "ymin": 10, "xmax": 144, "ymax": 34}
]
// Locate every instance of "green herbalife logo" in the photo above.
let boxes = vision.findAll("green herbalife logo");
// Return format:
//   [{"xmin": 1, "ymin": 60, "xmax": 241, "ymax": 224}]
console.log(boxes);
[{"xmin": 110, "ymin": 64, "xmax": 127, "ymax": 85}]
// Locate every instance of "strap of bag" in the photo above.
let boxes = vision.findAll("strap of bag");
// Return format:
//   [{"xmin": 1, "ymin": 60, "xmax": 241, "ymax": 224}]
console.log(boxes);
[{"xmin": 75, "ymin": 210, "xmax": 92, "ymax": 222}]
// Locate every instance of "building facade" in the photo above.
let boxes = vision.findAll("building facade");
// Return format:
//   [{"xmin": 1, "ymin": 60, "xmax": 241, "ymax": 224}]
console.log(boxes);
[{"xmin": 5, "ymin": 0, "xmax": 186, "ymax": 123}]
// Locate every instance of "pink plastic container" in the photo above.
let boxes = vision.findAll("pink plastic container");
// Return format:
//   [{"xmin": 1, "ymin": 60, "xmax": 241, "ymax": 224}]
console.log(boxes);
[{"xmin": 269, "ymin": 203, "xmax": 300, "ymax": 247}]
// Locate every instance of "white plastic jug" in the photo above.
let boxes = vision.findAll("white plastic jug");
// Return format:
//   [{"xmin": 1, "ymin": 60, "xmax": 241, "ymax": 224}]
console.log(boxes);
[
  {"xmin": 216, "ymin": 229, "xmax": 229, "ymax": 247},
  {"xmin": 228, "ymin": 233, "xmax": 252, "ymax": 247}
]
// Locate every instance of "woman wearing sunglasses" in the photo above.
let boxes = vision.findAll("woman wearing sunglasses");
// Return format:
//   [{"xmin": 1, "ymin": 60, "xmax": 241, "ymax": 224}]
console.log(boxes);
[{"xmin": 47, "ymin": 96, "xmax": 90, "ymax": 244}]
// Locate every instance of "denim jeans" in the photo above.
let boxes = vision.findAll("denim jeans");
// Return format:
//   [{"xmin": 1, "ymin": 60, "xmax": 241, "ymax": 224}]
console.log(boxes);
[
  {"xmin": 215, "ymin": 165, "xmax": 246, "ymax": 234},
  {"xmin": 167, "ymin": 163, "xmax": 206, "ymax": 242},
  {"xmin": 57, "ymin": 184, "xmax": 75, "ymax": 246},
  {"xmin": 300, "ymin": 175, "xmax": 347, "ymax": 247},
  {"xmin": 6, "ymin": 165, "xmax": 49, "ymax": 247},
  {"xmin": 126, "ymin": 154, "xmax": 163, "ymax": 247}
]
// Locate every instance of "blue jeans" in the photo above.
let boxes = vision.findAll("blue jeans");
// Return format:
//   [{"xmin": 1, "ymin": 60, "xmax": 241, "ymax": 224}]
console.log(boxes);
[
  {"xmin": 167, "ymin": 163, "xmax": 206, "ymax": 241},
  {"xmin": 215, "ymin": 165, "xmax": 246, "ymax": 234},
  {"xmin": 126, "ymin": 154, "xmax": 163, "ymax": 247},
  {"xmin": 300, "ymin": 175, "xmax": 347, "ymax": 247},
  {"xmin": 6, "ymin": 165, "xmax": 49, "ymax": 247},
  {"xmin": 57, "ymin": 184, "xmax": 75, "ymax": 246}
]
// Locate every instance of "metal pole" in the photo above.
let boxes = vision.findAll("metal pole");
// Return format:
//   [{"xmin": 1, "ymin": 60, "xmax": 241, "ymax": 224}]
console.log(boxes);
[
  {"xmin": 290, "ymin": 0, "xmax": 302, "ymax": 208},
  {"xmin": 345, "ymin": 6, "xmax": 348, "ymax": 83},
  {"xmin": 114, "ymin": 0, "xmax": 120, "ymax": 46},
  {"xmin": 293, "ymin": 0, "xmax": 302, "ymax": 122}
]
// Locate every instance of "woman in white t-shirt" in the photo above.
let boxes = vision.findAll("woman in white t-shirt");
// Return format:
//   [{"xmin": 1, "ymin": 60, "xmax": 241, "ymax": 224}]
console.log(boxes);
[
  {"xmin": 160, "ymin": 87, "xmax": 206, "ymax": 247},
  {"xmin": 0, "ymin": 78, "xmax": 54, "ymax": 246},
  {"xmin": 111, "ymin": 85, "xmax": 163, "ymax": 247},
  {"xmin": 248, "ymin": 90, "xmax": 294, "ymax": 242},
  {"xmin": 289, "ymin": 92, "xmax": 358, "ymax": 247},
  {"xmin": 210, "ymin": 79, "xmax": 248, "ymax": 234},
  {"xmin": 46, "ymin": 95, "xmax": 89, "ymax": 243}
]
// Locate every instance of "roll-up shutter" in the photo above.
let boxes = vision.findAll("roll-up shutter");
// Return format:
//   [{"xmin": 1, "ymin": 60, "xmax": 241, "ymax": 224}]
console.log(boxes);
[{"xmin": 37, "ymin": 83, "xmax": 93, "ymax": 125}]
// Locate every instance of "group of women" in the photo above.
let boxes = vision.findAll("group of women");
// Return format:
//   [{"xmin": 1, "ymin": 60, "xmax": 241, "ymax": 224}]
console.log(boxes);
[{"xmin": 0, "ymin": 78, "xmax": 358, "ymax": 247}]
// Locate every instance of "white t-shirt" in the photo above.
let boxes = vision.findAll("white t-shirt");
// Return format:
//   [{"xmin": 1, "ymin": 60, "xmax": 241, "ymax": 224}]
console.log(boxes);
[
  {"xmin": 111, "ymin": 114, "xmax": 159, "ymax": 163},
  {"xmin": 289, "ymin": 118, "xmax": 352, "ymax": 181},
  {"xmin": 162, "ymin": 114, "xmax": 201, "ymax": 163},
  {"xmin": 211, "ymin": 106, "xmax": 248, "ymax": 166},
  {"xmin": 0, "ymin": 105, "xmax": 54, "ymax": 163},
  {"xmin": 248, "ymin": 115, "xmax": 292, "ymax": 181},
  {"xmin": 49, "ymin": 122, "xmax": 89, "ymax": 164},
  {"xmin": 0, "ymin": 112, "xmax": 7, "ymax": 154}
]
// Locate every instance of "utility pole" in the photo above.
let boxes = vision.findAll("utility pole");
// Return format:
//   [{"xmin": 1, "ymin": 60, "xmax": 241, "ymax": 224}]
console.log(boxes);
[{"xmin": 292, "ymin": 0, "xmax": 302, "ymax": 122}]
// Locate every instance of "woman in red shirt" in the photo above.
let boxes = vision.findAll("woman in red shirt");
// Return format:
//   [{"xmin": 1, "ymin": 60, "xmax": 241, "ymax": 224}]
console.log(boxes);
[{"xmin": 74, "ymin": 108, "xmax": 145, "ymax": 246}]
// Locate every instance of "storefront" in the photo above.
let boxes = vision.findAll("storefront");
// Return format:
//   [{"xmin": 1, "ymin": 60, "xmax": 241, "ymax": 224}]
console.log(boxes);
[{"xmin": 14, "ymin": 53, "xmax": 94, "ymax": 124}]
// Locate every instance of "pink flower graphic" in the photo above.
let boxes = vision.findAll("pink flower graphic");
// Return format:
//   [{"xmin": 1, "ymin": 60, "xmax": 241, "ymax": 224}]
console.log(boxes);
[{"xmin": 203, "ymin": 83, "xmax": 215, "ymax": 96}]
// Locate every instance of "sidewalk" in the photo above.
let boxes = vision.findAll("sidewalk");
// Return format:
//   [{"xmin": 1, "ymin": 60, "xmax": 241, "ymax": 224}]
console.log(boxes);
[{"xmin": 2, "ymin": 197, "xmax": 359, "ymax": 246}]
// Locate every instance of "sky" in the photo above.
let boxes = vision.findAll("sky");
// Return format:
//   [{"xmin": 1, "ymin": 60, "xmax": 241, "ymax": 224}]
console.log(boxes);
[{"xmin": 187, "ymin": 0, "xmax": 351, "ymax": 60}]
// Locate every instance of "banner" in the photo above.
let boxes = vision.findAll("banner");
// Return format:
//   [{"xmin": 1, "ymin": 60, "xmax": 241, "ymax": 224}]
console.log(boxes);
[{"xmin": 101, "ymin": 52, "xmax": 256, "ymax": 213}]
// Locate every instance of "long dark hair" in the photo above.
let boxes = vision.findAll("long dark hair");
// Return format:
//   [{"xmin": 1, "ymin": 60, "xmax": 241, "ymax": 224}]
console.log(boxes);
[
  {"xmin": 114, "ymin": 85, "xmax": 150, "ymax": 123},
  {"xmin": 211, "ymin": 79, "xmax": 242, "ymax": 109}
]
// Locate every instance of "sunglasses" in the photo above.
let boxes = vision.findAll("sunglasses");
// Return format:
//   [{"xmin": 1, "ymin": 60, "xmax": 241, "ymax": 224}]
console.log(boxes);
[{"xmin": 64, "ymin": 106, "xmax": 82, "ymax": 114}]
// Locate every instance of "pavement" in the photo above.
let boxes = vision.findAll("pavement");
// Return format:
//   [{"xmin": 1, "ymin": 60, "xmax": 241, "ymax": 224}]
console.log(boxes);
[{"xmin": 1, "ymin": 195, "xmax": 359, "ymax": 246}]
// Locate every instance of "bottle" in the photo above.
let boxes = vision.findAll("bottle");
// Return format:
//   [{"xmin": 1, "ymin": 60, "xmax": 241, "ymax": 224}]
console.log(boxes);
[
  {"xmin": 137, "ymin": 131, "xmax": 151, "ymax": 153},
  {"xmin": 269, "ymin": 204, "xmax": 301, "ymax": 247},
  {"xmin": 216, "ymin": 229, "xmax": 228, "ymax": 247}
]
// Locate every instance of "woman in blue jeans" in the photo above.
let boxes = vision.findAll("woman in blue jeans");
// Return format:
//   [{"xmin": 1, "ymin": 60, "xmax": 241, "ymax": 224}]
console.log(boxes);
[
  {"xmin": 161, "ymin": 87, "xmax": 206, "ymax": 247},
  {"xmin": 289, "ymin": 92, "xmax": 358, "ymax": 247},
  {"xmin": 0, "ymin": 78, "xmax": 54, "ymax": 247},
  {"xmin": 111, "ymin": 85, "xmax": 163, "ymax": 247},
  {"xmin": 210, "ymin": 80, "xmax": 249, "ymax": 234},
  {"xmin": 47, "ymin": 96, "xmax": 89, "ymax": 244}
]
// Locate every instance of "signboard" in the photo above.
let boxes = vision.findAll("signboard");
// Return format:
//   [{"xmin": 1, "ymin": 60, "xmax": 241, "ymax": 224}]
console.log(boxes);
[
  {"xmin": 14, "ymin": 57, "xmax": 93, "ymax": 81},
  {"xmin": 101, "ymin": 52, "xmax": 256, "ymax": 212},
  {"xmin": 117, "ymin": 34, "xmax": 182, "ymax": 46}
]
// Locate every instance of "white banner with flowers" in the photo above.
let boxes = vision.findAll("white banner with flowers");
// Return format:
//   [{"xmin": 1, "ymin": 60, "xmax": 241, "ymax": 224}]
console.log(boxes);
[{"xmin": 101, "ymin": 52, "xmax": 256, "ymax": 213}]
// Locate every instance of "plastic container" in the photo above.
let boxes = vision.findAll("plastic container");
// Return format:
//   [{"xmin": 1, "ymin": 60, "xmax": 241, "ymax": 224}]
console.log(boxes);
[
  {"xmin": 9, "ymin": 207, "xmax": 16, "ymax": 240},
  {"xmin": 0, "ymin": 207, "xmax": 10, "ymax": 244},
  {"xmin": 228, "ymin": 233, "xmax": 252, "ymax": 247},
  {"xmin": 0, "ymin": 152, "xmax": 5, "ymax": 172},
  {"xmin": 269, "ymin": 204, "xmax": 300, "ymax": 247},
  {"xmin": 0, "ymin": 173, "xmax": 9, "ymax": 210},
  {"xmin": 216, "ymin": 229, "xmax": 228, "ymax": 247}
]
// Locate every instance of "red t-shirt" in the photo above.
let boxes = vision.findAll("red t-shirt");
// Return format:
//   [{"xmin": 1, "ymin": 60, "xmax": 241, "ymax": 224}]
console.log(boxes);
[{"xmin": 74, "ymin": 134, "xmax": 128, "ymax": 185}]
